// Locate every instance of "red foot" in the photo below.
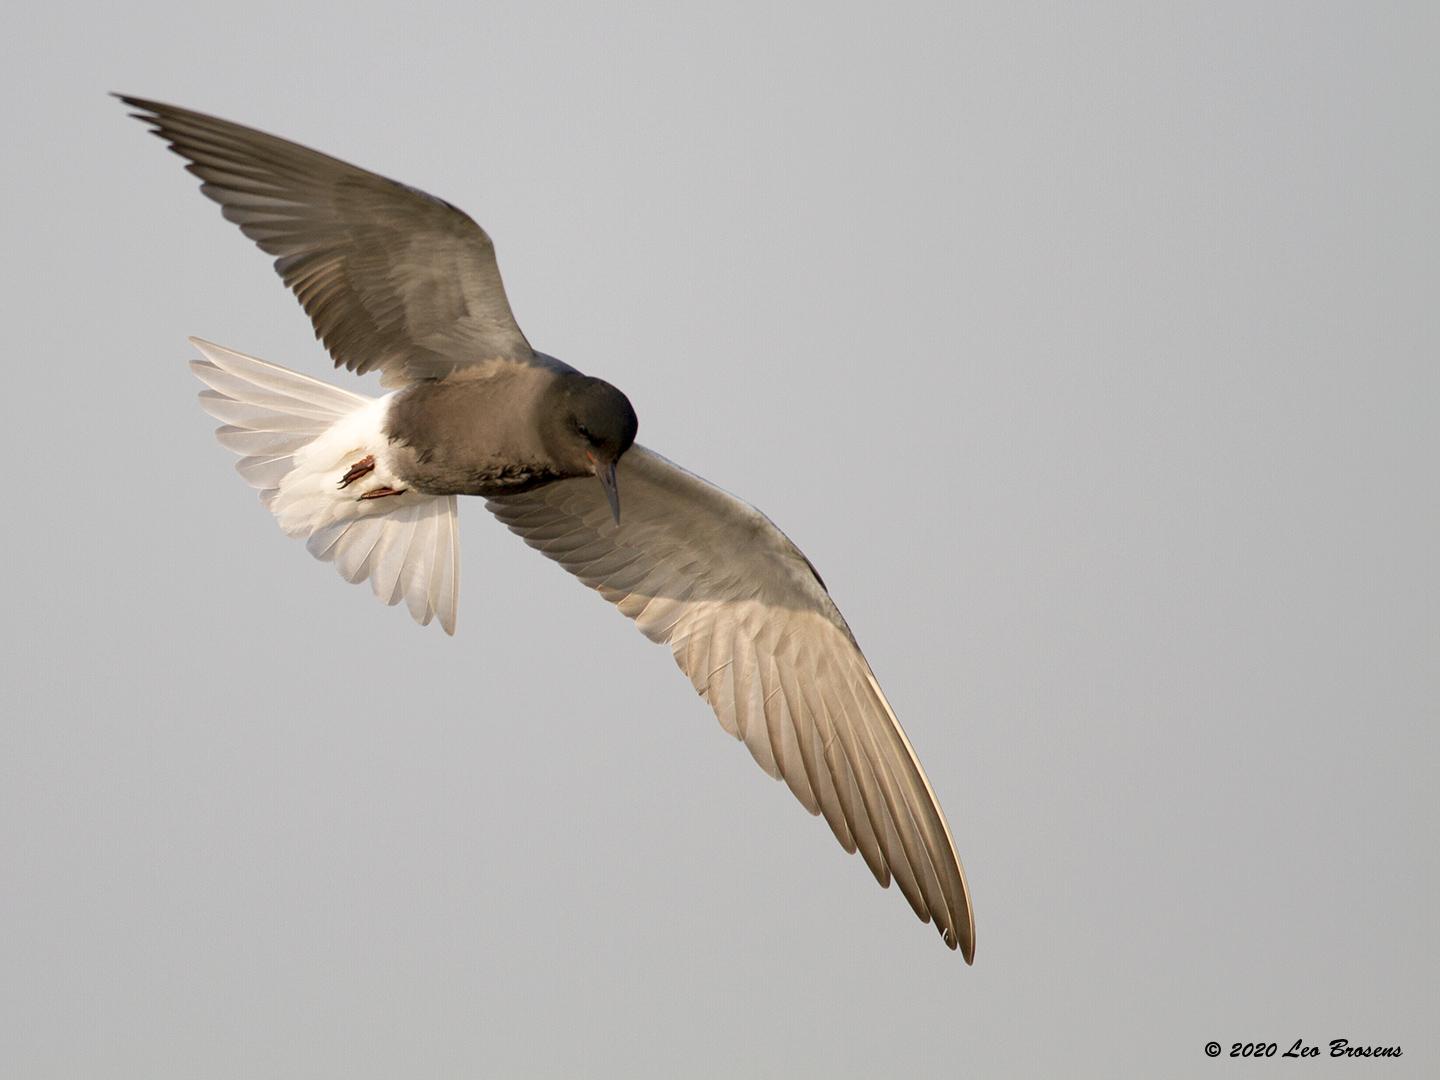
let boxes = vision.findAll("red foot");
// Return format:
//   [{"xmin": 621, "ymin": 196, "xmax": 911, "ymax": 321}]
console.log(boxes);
[
  {"xmin": 338, "ymin": 455, "xmax": 375, "ymax": 489},
  {"xmin": 359, "ymin": 486, "xmax": 406, "ymax": 500}
]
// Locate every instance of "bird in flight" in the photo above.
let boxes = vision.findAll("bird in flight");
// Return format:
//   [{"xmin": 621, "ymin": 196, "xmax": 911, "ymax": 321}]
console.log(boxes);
[{"xmin": 118, "ymin": 95, "xmax": 975, "ymax": 958}]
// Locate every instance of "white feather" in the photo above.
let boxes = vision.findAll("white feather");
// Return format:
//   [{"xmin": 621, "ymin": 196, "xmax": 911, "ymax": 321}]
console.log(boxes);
[{"xmin": 189, "ymin": 338, "xmax": 461, "ymax": 633}]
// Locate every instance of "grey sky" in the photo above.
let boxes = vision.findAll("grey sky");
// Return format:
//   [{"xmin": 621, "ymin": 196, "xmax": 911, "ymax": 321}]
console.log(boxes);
[{"xmin": 2, "ymin": 2, "xmax": 1436, "ymax": 1077}]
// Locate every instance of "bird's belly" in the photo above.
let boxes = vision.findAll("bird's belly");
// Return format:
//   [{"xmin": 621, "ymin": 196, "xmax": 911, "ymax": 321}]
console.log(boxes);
[{"xmin": 395, "ymin": 451, "xmax": 565, "ymax": 498}]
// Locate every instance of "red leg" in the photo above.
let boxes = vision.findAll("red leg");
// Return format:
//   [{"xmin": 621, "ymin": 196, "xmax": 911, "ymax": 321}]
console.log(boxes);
[{"xmin": 339, "ymin": 455, "xmax": 375, "ymax": 489}]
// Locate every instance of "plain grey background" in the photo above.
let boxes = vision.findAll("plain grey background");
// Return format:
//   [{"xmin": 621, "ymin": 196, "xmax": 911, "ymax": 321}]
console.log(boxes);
[{"xmin": 2, "ymin": 2, "xmax": 1435, "ymax": 1077}]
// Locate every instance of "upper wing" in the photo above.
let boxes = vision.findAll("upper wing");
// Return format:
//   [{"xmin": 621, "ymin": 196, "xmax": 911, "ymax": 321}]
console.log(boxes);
[
  {"xmin": 486, "ymin": 447, "xmax": 975, "ymax": 957},
  {"xmin": 119, "ymin": 95, "xmax": 533, "ymax": 385}
]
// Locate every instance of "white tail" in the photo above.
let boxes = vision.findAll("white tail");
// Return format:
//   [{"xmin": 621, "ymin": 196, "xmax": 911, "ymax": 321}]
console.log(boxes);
[{"xmin": 189, "ymin": 338, "xmax": 460, "ymax": 633}]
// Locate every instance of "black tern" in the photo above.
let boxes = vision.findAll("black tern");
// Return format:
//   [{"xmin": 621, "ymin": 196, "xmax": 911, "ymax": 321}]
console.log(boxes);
[{"xmin": 119, "ymin": 95, "xmax": 975, "ymax": 958}]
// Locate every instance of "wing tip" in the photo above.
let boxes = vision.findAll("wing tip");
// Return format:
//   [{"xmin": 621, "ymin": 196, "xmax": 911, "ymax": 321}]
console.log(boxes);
[
  {"xmin": 940, "ymin": 917, "xmax": 976, "ymax": 963},
  {"xmin": 113, "ymin": 92, "xmax": 192, "ymax": 123},
  {"xmin": 114, "ymin": 93, "xmax": 168, "ymax": 128}
]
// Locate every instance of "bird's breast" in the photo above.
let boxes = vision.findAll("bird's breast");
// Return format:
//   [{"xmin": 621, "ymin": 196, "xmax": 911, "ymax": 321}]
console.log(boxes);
[
  {"xmin": 388, "ymin": 441, "xmax": 568, "ymax": 498},
  {"xmin": 384, "ymin": 366, "xmax": 572, "ymax": 497}
]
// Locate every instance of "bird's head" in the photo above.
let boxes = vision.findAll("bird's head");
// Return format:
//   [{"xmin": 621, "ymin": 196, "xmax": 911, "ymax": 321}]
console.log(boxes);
[{"xmin": 542, "ymin": 374, "xmax": 638, "ymax": 523}]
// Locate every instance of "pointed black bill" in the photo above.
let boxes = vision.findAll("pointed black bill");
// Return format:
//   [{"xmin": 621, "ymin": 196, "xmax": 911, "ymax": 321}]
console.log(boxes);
[{"xmin": 596, "ymin": 460, "xmax": 621, "ymax": 524}]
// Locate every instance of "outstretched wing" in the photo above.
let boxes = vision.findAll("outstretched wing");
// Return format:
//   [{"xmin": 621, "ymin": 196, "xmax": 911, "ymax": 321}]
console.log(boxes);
[
  {"xmin": 119, "ymin": 95, "xmax": 532, "ymax": 385},
  {"xmin": 486, "ymin": 447, "xmax": 975, "ymax": 957}
]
